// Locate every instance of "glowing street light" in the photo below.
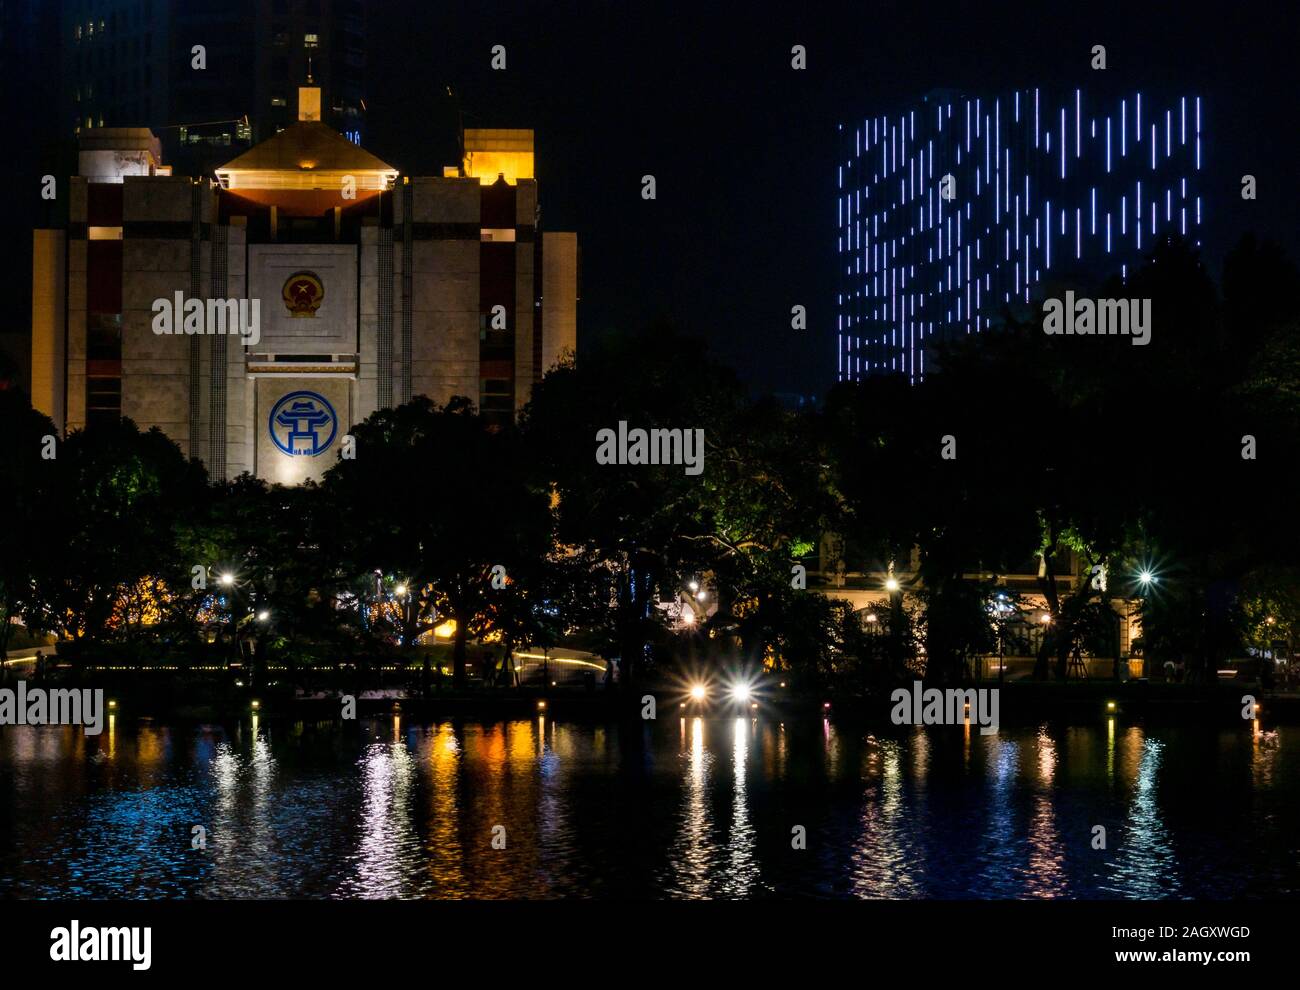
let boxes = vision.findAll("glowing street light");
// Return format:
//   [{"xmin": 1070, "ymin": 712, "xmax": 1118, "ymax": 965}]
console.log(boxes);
[
  {"xmin": 688, "ymin": 580, "xmax": 699, "ymax": 593},
  {"xmin": 689, "ymin": 684, "xmax": 707, "ymax": 702},
  {"xmin": 695, "ymin": 590, "xmax": 707, "ymax": 602},
  {"xmin": 884, "ymin": 577, "xmax": 900, "ymax": 593},
  {"xmin": 730, "ymin": 682, "xmax": 751, "ymax": 703},
  {"xmin": 395, "ymin": 583, "xmax": 408, "ymax": 597},
  {"xmin": 257, "ymin": 611, "xmax": 269, "ymax": 622},
  {"xmin": 1138, "ymin": 570, "xmax": 1154, "ymax": 586},
  {"xmin": 218, "ymin": 572, "xmax": 235, "ymax": 588}
]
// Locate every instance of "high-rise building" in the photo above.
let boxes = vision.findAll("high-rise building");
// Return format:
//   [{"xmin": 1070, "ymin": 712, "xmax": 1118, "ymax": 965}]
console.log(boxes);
[
  {"xmin": 0, "ymin": 0, "xmax": 62, "ymax": 394},
  {"xmin": 837, "ymin": 88, "xmax": 1204, "ymax": 382},
  {"xmin": 30, "ymin": 87, "xmax": 578, "ymax": 485},
  {"xmin": 58, "ymin": 0, "xmax": 366, "ymax": 177}
]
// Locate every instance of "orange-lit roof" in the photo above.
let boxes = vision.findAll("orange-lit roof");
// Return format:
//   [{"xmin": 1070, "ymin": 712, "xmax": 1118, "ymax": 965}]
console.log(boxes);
[{"xmin": 215, "ymin": 121, "xmax": 397, "ymax": 190}]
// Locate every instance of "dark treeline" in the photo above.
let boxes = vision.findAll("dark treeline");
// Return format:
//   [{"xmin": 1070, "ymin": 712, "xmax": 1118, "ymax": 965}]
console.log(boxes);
[{"xmin": 1, "ymin": 236, "xmax": 1297, "ymax": 693}]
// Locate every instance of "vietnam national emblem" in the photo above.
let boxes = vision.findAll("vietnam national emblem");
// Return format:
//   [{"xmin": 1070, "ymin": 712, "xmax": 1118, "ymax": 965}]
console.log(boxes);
[{"xmin": 282, "ymin": 271, "xmax": 324, "ymax": 317}]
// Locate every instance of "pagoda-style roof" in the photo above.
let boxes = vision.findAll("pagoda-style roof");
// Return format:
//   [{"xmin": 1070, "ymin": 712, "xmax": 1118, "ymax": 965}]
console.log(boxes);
[{"xmin": 215, "ymin": 120, "xmax": 398, "ymax": 191}]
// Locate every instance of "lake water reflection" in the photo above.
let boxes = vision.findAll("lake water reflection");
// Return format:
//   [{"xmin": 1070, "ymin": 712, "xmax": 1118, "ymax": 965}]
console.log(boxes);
[{"xmin": 1, "ymin": 715, "xmax": 1296, "ymax": 899}]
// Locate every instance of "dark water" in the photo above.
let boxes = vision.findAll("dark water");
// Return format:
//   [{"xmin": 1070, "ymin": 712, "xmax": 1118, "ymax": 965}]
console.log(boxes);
[{"xmin": 1, "ymin": 714, "xmax": 1297, "ymax": 899}]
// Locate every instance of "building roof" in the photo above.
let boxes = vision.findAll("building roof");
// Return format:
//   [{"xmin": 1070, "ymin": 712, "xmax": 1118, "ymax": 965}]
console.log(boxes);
[{"xmin": 217, "ymin": 120, "xmax": 396, "ymax": 175}]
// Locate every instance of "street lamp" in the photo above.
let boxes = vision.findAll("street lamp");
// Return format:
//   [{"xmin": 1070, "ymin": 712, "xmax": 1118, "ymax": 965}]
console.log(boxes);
[
  {"xmin": 218, "ymin": 572, "xmax": 235, "ymax": 588},
  {"xmin": 885, "ymin": 576, "xmax": 900, "ymax": 593}
]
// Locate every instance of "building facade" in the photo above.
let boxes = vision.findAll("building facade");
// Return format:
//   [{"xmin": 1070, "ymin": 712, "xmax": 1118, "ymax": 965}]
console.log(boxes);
[
  {"xmin": 837, "ymin": 88, "xmax": 1203, "ymax": 382},
  {"xmin": 30, "ymin": 87, "xmax": 578, "ymax": 486}
]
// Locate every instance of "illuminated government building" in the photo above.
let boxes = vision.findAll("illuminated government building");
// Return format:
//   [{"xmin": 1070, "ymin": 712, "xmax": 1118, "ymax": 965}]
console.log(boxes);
[
  {"xmin": 30, "ymin": 85, "xmax": 578, "ymax": 485},
  {"xmin": 837, "ymin": 87, "xmax": 1202, "ymax": 382}
]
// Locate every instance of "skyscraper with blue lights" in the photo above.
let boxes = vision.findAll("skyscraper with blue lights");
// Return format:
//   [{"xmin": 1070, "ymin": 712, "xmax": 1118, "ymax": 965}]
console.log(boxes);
[{"xmin": 836, "ymin": 88, "xmax": 1203, "ymax": 381}]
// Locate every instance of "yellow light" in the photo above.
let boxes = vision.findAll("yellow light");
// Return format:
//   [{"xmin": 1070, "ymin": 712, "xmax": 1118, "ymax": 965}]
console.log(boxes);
[
  {"xmin": 108, "ymin": 700, "xmax": 117, "ymax": 709},
  {"xmin": 537, "ymin": 700, "xmax": 547, "ymax": 711},
  {"xmin": 433, "ymin": 620, "xmax": 456, "ymax": 639},
  {"xmin": 251, "ymin": 699, "xmax": 261, "ymax": 710},
  {"xmin": 463, "ymin": 150, "xmax": 534, "ymax": 184},
  {"xmin": 885, "ymin": 577, "xmax": 900, "ymax": 592},
  {"xmin": 1106, "ymin": 701, "xmax": 1116, "ymax": 711},
  {"xmin": 395, "ymin": 584, "xmax": 407, "ymax": 597},
  {"xmin": 690, "ymin": 684, "xmax": 706, "ymax": 701},
  {"xmin": 462, "ymin": 130, "xmax": 535, "ymax": 185}
]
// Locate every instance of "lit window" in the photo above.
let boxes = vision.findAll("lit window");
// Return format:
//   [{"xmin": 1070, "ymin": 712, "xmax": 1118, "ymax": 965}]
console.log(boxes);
[
  {"xmin": 271, "ymin": 96, "xmax": 287, "ymax": 107},
  {"xmin": 304, "ymin": 33, "xmax": 319, "ymax": 48}
]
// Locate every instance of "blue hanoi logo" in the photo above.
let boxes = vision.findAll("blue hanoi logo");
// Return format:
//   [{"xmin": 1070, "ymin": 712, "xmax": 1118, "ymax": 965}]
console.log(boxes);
[{"xmin": 268, "ymin": 390, "xmax": 338, "ymax": 457}]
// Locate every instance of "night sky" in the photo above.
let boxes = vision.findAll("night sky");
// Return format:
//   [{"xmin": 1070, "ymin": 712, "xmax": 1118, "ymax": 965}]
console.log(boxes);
[{"xmin": 327, "ymin": 3, "xmax": 1293, "ymax": 397}]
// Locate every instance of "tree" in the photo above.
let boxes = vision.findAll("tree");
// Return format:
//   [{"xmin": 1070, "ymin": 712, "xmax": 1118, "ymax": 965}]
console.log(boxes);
[
  {"xmin": 521, "ymin": 323, "xmax": 744, "ymax": 685},
  {"xmin": 21, "ymin": 417, "xmax": 207, "ymax": 651},
  {"xmin": 0, "ymin": 391, "xmax": 58, "ymax": 656},
  {"xmin": 323, "ymin": 396, "xmax": 551, "ymax": 688}
]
